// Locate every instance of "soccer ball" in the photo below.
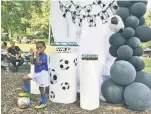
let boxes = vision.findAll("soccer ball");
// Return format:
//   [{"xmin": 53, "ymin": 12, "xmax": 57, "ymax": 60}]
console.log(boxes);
[
  {"xmin": 109, "ymin": 15, "xmax": 125, "ymax": 32},
  {"xmin": 59, "ymin": 59, "xmax": 70, "ymax": 70},
  {"xmin": 73, "ymin": 58, "xmax": 78, "ymax": 66},
  {"xmin": 17, "ymin": 97, "xmax": 30, "ymax": 109},
  {"xmin": 61, "ymin": 82, "xmax": 70, "ymax": 90},
  {"xmin": 49, "ymin": 91, "xmax": 55, "ymax": 99},
  {"xmin": 49, "ymin": 69, "xmax": 58, "ymax": 85}
]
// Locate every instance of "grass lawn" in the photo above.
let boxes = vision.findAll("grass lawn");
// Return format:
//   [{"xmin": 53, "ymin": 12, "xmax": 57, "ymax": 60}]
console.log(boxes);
[
  {"xmin": 143, "ymin": 58, "xmax": 151, "ymax": 74},
  {"xmin": 7, "ymin": 43, "xmax": 54, "ymax": 52}
]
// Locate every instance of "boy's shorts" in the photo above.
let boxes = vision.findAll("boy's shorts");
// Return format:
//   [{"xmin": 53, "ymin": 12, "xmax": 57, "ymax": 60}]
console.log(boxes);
[{"xmin": 28, "ymin": 70, "xmax": 49, "ymax": 87}]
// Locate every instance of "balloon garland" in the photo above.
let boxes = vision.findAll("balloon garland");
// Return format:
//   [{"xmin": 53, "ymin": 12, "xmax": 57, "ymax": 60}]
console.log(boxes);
[{"xmin": 102, "ymin": 0, "xmax": 151, "ymax": 111}]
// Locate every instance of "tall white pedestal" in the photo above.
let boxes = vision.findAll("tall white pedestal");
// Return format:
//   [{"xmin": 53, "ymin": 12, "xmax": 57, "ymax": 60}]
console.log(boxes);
[{"xmin": 30, "ymin": 64, "xmax": 40, "ymax": 94}]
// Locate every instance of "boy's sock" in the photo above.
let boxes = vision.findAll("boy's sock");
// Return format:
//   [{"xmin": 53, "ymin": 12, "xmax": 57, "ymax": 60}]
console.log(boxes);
[
  {"xmin": 24, "ymin": 81, "xmax": 30, "ymax": 93},
  {"xmin": 40, "ymin": 94, "xmax": 46, "ymax": 104}
]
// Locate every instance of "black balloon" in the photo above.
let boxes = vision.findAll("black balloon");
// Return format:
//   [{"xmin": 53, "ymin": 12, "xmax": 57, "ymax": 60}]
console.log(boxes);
[
  {"xmin": 109, "ymin": 33, "xmax": 126, "ymax": 47},
  {"xmin": 139, "ymin": 16, "xmax": 145, "ymax": 25},
  {"xmin": 135, "ymin": 25, "xmax": 151, "ymax": 42},
  {"xmin": 124, "ymin": 82, "xmax": 151, "ymax": 111},
  {"xmin": 117, "ymin": 0, "xmax": 131, "ymax": 7},
  {"xmin": 116, "ymin": 7, "xmax": 130, "ymax": 21},
  {"xmin": 114, "ymin": 57, "xmax": 122, "ymax": 62},
  {"xmin": 117, "ymin": 45, "xmax": 133, "ymax": 60},
  {"xmin": 135, "ymin": 71, "xmax": 151, "ymax": 90},
  {"xmin": 101, "ymin": 78, "xmax": 125, "ymax": 104},
  {"xmin": 127, "ymin": 37, "xmax": 140, "ymax": 48},
  {"xmin": 125, "ymin": 16, "xmax": 139, "ymax": 29},
  {"xmin": 109, "ymin": 46, "xmax": 118, "ymax": 57},
  {"xmin": 130, "ymin": 0, "xmax": 148, "ymax": 5},
  {"xmin": 110, "ymin": 60, "xmax": 136, "ymax": 85},
  {"xmin": 133, "ymin": 46, "xmax": 144, "ymax": 56},
  {"xmin": 122, "ymin": 27, "xmax": 135, "ymax": 39},
  {"xmin": 130, "ymin": 2, "xmax": 147, "ymax": 17},
  {"xmin": 128, "ymin": 56, "xmax": 145, "ymax": 71}
]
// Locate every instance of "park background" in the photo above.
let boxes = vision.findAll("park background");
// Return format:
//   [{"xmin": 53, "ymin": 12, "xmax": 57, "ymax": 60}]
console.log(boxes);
[
  {"xmin": 1, "ymin": 1, "xmax": 151, "ymax": 114},
  {"xmin": 1, "ymin": 0, "xmax": 151, "ymax": 74}
]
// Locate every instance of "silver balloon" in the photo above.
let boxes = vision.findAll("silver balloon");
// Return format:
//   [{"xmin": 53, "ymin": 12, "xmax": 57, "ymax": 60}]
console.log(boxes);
[{"xmin": 18, "ymin": 97, "xmax": 30, "ymax": 109}]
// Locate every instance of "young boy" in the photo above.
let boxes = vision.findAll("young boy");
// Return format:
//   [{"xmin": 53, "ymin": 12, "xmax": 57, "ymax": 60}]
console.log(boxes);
[{"xmin": 18, "ymin": 41, "xmax": 49, "ymax": 109}]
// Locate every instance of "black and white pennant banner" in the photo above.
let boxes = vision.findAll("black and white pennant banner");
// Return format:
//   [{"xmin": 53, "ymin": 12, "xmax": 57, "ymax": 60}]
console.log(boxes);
[{"xmin": 58, "ymin": 0, "xmax": 118, "ymax": 27}]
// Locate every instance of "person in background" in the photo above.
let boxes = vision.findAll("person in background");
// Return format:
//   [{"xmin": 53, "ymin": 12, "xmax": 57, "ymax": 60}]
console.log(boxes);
[
  {"xmin": 1, "ymin": 42, "xmax": 8, "ymax": 52},
  {"xmin": 7, "ymin": 41, "xmax": 24, "ymax": 72}
]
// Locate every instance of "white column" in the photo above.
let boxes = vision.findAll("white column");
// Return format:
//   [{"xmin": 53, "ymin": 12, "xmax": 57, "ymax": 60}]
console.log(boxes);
[
  {"xmin": 30, "ymin": 64, "xmax": 40, "ymax": 94},
  {"xmin": 48, "ymin": 50, "xmax": 77, "ymax": 104}
]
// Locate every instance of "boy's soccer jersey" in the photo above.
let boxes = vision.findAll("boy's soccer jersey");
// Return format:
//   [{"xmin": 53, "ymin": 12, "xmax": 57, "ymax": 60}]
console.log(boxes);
[{"xmin": 34, "ymin": 53, "xmax": 48, "ymax": 73}]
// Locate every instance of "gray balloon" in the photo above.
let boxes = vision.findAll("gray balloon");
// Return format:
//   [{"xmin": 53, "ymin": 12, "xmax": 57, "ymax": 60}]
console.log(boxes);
[
  {"xmin": 133, "ymin": 46, "xmax": 144, "ymax": 56},
  {"xmin": 117, "ymin": 45, "xmax": 133, "ymax": 60},
  {"xmin": 135, "ymin": 25, "xmax": 151, "ymax": 42},
  {"xmin": 122, "ymin": 27, "xmax": 135, "ymax": 39},
  {"xmin": 139, "ymin": 16, "xmax": 145, "ymax": 25},
  {"xmin": 109, "ymin": 33, "xmax": 126, "ymax": 48},
  {"xmin": 124, "ymin": 82, "xmax": 151, "ymax": 111},
  {"xmin": 101, "ymin": 78, "xmax": 125, "ymax": 104},
  {"xmin": 125, "ymin": 16, "xmax": 139, "ymax": 29},
  {"xmin": 130, "ymin": 0, "xmax": 148, "ymax": 5},
  {"xmin": 130, "ymin": 2, "xmax": 147, "ymax": 17},
  {"xmin": 127, "ymin": 37, "xmax": 140, "ymax": 48},
  {"xmin": 135, "ymin": 71, "xmax": 151, "ymax": 90},
  {"xmin": 109, "ymin": 46, "xmax": 118, "ymax": 57},
  {"xmin": 117, "ymin": 0, "xmax": 131, "ymax": 7},
  {"xmin": 128, "ymin": 56, "xmax": 145, "ymax": 71},
  {"xmin": 116, "ymin": 7, "xmax": 130, "ymax": 21},
  {"xmin": 110, "ymin": 60, "xmax": 136, "ymax": 85},
  {"xmin": 114, "ymin": 57, "xmax": 123, "ymax": 62}
]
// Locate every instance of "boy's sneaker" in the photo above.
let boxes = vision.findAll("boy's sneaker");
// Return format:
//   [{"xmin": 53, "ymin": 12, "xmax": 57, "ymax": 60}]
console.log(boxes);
[
  {"xmin": 34, "ymin": 103, "xmax": 46, "ymax": 109},
  {"xmin": 18, "ymin": 92, "xmax": 31, "ymax": 97}
]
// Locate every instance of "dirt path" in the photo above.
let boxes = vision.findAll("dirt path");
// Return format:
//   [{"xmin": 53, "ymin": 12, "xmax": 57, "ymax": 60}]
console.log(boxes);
[{"xmin": 1, "ymin": 65, "xmax": 151, "ymax": 114}]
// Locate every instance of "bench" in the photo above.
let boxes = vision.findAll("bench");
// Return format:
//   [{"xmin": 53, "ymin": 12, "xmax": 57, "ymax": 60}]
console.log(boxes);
[{"xmin": 1, "ymin": 51, "xmax": 31, "ymax": 72}]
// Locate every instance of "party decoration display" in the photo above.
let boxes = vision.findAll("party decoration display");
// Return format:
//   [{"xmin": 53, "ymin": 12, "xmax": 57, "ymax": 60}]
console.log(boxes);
[
  {"xmin": 117, "ymin": 45, "xmax": 133, "ymax": 60},
  {"xmin": 135, "ymin": 25, "xmax": 151, "ymax": 42},
  {"xmin": 128, "ymin": 56, "xmax": 145, "ymax": 71},
  {"xmin": 59, "ymin": 59, "xmax": 70, "ymax": 70},
  {"xmin": 105, "ymin": 0, "xmax": 151, "ymax": 111},
  {"xmin": 49, "ymin": 69, "xmax": 58, "ymax": 84},
  {"xmin": 133, "ymin": 46, "xmax": 144, "ymax": 56},
  {"xmin": 130, "ymin": 0, "xmax": 148, "ymax": 5},
  {"xmin": 109, "ymin": 15, "xmax": 125, "ymax": 32},
  {"xmin": 110, "ymin": 60, "xmax": 136, "ymax": 85},
  {"xmin": 125, "ymin": 16, "xmax": 139, "ymax": 29},
  {"xmin": 122, "ymin": 27, "xmax": 135, "ymax": 39},
  {"xmin": 135, "ymin": 71, "xmax": 151, "ymax": 90},
  {"xmin": 117, "ymin": 0, "xmax": 131, "ymax": 7},
  {"xmin": 109, "ymin": 33, "xmax": 126, "ymax": 47},
  {"xmin": 139, "ymin": 16, "xmax": 145, "ymax": 25},
  {"xmin": 61, "ymin": 82, "xmax": 70, "ymax": 90},
  {"xmin": 130, "ymin": 2, "xmax": 147, "ymax": 17},
  {"xmin": 116, "ymin": 7, "xmax": 130, "ymax": 21},
  {"xmin": 124, "ymin": 82, "xmax": 151, "ymax": 111},
  {"xmin": 49, "ymin": 53, "xmax": 77, "ymax": 104},
  {"xmin": 101, "ymin": 78, "xmax": 125, "ymax": 104},
  {"xmin": 109, "ymin": 45, "xmax": 118, "ymax": 57},
  {"xmin": 59, "ymin": 0, "xmax": 118, "ymax": 27},
  {"xmin": 127, "ymin": 37, "xmax": 140, "ymax": 48}
]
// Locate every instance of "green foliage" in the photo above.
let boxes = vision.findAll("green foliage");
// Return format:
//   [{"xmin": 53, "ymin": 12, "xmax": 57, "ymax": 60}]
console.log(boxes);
[
  {"xmin": 145, "ymin": 9, "xmax": 151, "ymax": 27},
  {"xmin": 1, "ymin": 0, "xmax": 49, "ymax": 42}
]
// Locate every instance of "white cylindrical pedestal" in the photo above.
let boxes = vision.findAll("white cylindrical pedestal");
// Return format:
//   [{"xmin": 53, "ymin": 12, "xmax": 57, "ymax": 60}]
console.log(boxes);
[
  {"xmin": 30, "ymin": 65, "xmax": 40, "ymax": 94},
  {"xmin": 48, "ymin": 53, "xmax": 77, "ymax": 104},
  {"xmin": 80, "ymin": 60, "xmax": 100, "ymax": 110}
]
